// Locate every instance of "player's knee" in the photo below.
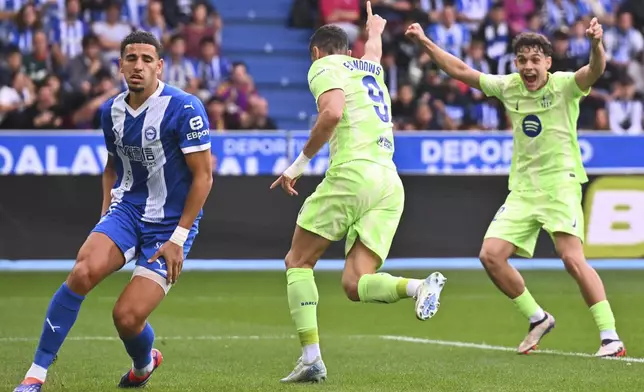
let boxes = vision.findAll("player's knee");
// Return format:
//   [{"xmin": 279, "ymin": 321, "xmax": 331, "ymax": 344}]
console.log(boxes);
[
  {"xmin": 284, "ymin": 250, "xmax": 316, "ymax": 269},
  {"xmin": 67, "ymin": 259, "xmax": 98, "ymax": 295},
  {"xmin": 112, "ymin": 303, "xmax": 146, "ymax": 336},
  {"xmin": 479, "ymin": 247, "xmax": 508, "ymax": 269},
  {"xmin": 561, "ymin": 251, "xmax": 585, "ymax": 277},
  {"xmin": 341, "ymin": 273, "xmax": 361, "ymax": 302}
]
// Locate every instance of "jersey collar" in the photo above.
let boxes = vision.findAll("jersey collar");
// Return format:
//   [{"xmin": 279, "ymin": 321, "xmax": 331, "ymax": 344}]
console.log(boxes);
[{"xmin": 124, "ymin": 80, "xmax": 165, "ymax": 118}]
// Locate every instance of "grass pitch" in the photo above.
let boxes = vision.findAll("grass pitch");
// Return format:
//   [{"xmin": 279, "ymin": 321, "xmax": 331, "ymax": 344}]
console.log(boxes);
[{"xmin": 2, "ymin": 270, "xmax": 643, "ymax": 391}]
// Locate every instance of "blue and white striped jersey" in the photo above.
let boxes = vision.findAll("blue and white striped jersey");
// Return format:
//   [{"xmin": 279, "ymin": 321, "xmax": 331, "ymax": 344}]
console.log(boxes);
[{"xmin": 100, "ymin": 81, "xmax": 211, "ymax": 223}]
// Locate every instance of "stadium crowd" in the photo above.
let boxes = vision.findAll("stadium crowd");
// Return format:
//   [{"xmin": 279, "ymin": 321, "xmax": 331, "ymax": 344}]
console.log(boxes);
[
  {"xmin": 0, "ymin": 0, "xmax": 277, "ymax": 131},
  {"xmin": 0, "ymin": 0, "xmax": 643, "ymax": 133}
]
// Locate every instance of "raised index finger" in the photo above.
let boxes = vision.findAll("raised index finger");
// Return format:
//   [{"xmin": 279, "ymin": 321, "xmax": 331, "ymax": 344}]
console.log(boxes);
[{"xmin": 366, "ymin": 1, "xmax": 372, "ymax": 18}]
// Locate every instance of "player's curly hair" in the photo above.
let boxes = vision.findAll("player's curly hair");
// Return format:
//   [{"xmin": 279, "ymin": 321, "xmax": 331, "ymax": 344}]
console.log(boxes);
[
  {"xmin": 120, "ymin": 30, "xmax": 163, "ymax": 58},
  {"xmin": 512, "ymin": 32, "xmax": 553, "ymax": 57},
  {"xmin": 309, "ymin": 24, "xmax": 349, "ymax": 55}
]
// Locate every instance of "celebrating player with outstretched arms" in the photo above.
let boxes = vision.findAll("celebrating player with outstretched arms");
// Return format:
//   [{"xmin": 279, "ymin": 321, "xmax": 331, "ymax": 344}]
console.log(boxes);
[
  {"xmin": 405, "ymin": 18, "xmax": 625, "ymax": 358},
  {"xmin": 14, "ymin": 30, "xmax": 213, "ymax": 392},
  {"xmin": 270, "ymin": 2, "xmax": 447, "ymax": 384}
]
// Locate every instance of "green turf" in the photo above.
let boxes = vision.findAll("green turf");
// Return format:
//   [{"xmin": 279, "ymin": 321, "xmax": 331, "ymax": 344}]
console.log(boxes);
[{"xmin": 1, "ymin": 270, "xmax": 643, "ymax": 391}]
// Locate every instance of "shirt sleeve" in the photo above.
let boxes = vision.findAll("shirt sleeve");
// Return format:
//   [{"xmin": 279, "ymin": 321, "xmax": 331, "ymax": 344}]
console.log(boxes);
[
  {"xmin": 177, "ymin": 95, "xmax": 211, "ymax": 155},
  {"xmin": 554, "ymin": 71, "xmax": 590, "ymax": 99},
  {"xmin": 308, "ymin": 62, "xmax": 345, "ymax": 103},
  {"xmin": 100, "ymin": 101, "xmax": 116, "ymax": 156},
  {"xmin": 479, "ymin": 73, "xmax": 512, "ymax": 98}
]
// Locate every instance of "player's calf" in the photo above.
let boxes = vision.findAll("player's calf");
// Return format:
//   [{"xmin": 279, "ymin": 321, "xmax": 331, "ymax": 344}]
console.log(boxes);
[
  {"xmin": 14, "ymin": 233, "xmax": 123, "ymax": 391},
  {"xmin": 554, "ymin": 233, "xmax": 624, "ymax": 354},
  {"xmin": 479, "ymin": 238, "xmax": 525, "ymax": 298},
  {"xmin": 114, "ymin": 275, "xmax": 166, "ymax": 387}
]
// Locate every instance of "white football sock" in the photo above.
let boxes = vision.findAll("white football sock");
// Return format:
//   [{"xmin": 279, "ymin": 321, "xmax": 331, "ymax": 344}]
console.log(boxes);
[
  {"xmin": 529, "ymin": 308, "xmax": 546, "ymax": 324},
  {"xmin": 302, "ymin": 343, "xmax": 321, "ymax": 364},
  {"xmin": 25, "ymin": 363, "xmax": 47, "ymax": 383},
  {"xmin": 600, "ymin": 330, "xmax": 619, "ymax": 341},
  {"xmin": 406, "ymin": 279, "xmax": 424, "ymax": 297}
]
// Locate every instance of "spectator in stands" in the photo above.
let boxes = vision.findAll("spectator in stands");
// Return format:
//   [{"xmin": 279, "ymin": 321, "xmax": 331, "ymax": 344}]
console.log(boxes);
[
  {"xmin": 476, "ymin": 2, "xmax": 509, "ymax": 70},
  {"xmin": 206, "ymin": 96, "xmax": 240, "ymax": 131},
  {"xmin": 92, "ymin": 1, "xmax": 134, "ymax": 62},
  {"xmin": 456, "ymin": 0, "xmax": 492, "ymax": 31},
  {"xmin": 391, "ymin": 83, "xmax": 417, "ymax": 128},
  {"xmin": 550, "ymin": 28, "xmax": 578, "ymax": 72},
  {"xmin": 0, "ymin": 47, "xmax": 24, "ymax": 86},
  {"xmin": 216, "ymin": 62, "xmax": 257, "ymax": 126},
  {"xmin": 606, "ymin": 75, "xmax": 643, "ymax": 134},
  {"xmin": 194, "ymin": 37, "xmax": 230, "ymax": 101},
  {"xmin": 50, "ymin": 0, "xmax": 87, "ymax": 62},
  {"xmin": 241, "ymin": 95, "xmax": 277, "ymax": 130},
  {"xmin": 23, "ymin": 30, "xmax": 60, "ymax": 84},
  {"xmin": 524, "ymin": 11, "xmax": 546, "ymax": 35},
  {"xmin": 7, "ymin": 3, "xmax": 42, "ymax": 54},
  {"xmin": 604, "ymin": 11, "xmax": 644, "ymax": 68},
  {"xmin": 163, "ymin": 34, "xmax": 199, "ymax": 93},
  {"xmin": 468, "ymin": 91, "xmax": 503, "ymax": 131},
  {"xmin": 568, "ymin": 19, "xmax": 591, "ymax": 60},
  {"xmin": 0, "ymin": 72, "xmax": 34, "ymax": 127},
  {"xmin": 181, "ymin": 1, "xmax": 220, "ymax": 58},
  {"xmin": 544, "ymin": 0, "xmax": 586, "ymax": 34},
  {"xmin": 319, "ymin": 0, "xmax": 361, "ymax": 44},
  {"xmin": 72, "ymin": 69, "xmax": 120, "ymax": 129},
  {"xmin": 140, "ymin": 0, "xmax": 172, "ymax": 46},
  {"xmin": 67, "ymin": 33, "xmax": 112, "ymax": 95},
  {"xmin": 8, "ymin": 82, "xmax": 63, "ymax": 130},
  {"xmin": 464, "ymin": 39, "xmax": 491, "ymax": 74},
  {"xmin": 505, "ymin": 0, "xmax": 537, "ymax": 35},
  {"xmin": 427, "ymin": 6, "xmax": 470, "ymax": 59},
  {"xmin": 410, "ymin": 102, "xmax": 440, "ymax": 131},
  {"xmin": 382, "ymin": 48, "xmax": 403, "ymax": 99}
]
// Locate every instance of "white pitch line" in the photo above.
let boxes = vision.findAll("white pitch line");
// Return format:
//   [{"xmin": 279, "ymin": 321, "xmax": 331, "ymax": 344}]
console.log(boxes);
[
  {"xmin": 380, "ymin": 335, "xmax": 644, "ymax": 364},
  {"xmin": 0, "ymin": 335, "xmax": 295, "ymax": 343}
]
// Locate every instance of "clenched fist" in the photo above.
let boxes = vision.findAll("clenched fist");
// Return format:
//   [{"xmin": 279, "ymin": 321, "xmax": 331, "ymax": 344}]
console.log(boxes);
[{"xmin": 405, "ymin": 22, "xmax": 427, "ymax": 42}]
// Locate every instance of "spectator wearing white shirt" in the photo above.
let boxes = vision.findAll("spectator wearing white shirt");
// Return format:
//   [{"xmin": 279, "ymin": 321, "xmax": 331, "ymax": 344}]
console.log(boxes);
[
  {"xmin": 604, "ymin": 11, "xmax": 644, "ymax": 68},
  {"xmin": 427, "ymin": 6, "xmax": 470, "ymax": 59},
  {"xmin": 607, "ymin": 76, "xmax": 643, "ymax": 135},
  {"xmin": 0, "ymin": 72, "xmax": 33, "ymax": 127},
  {"xmin": 92, "ymin": 1, "xmax": 134, "ymax": 62}
]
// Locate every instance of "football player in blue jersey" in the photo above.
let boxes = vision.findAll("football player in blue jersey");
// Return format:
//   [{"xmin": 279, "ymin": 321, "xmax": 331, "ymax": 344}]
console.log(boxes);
[{"xmin": 14, "ymin": 30, "xmax": 213, "ymax": 391}]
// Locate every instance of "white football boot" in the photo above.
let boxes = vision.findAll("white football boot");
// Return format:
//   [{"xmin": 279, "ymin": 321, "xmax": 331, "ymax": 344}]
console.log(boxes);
[
  {"xmin": 415, "ymin": 272, "xmax": 447, "ymax": 321},
  {"xmin": 595, "ymin": 339, "xmax": 626, "ymax": 358},
  {"xmin": 280, "ymin": 356, "xmax": 327, "ymax": 383},
  {"xmin": 517, "ymin": 312, "xmax": 556, "ymax": 354}
]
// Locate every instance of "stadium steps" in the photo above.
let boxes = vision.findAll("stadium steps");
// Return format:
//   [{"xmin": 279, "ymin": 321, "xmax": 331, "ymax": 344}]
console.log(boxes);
[{"xmin": 218, "ymin": 0, "xmax": 315, "ymax": 130}]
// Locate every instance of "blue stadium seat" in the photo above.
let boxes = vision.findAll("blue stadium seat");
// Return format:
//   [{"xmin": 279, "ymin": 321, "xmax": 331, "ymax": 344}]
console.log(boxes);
[{"xmin": 240, "ymin": 54, "xmax": 311, "ymax": 87}]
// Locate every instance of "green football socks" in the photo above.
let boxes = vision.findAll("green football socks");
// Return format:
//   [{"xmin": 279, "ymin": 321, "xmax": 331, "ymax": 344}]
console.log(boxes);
[{"xmin": 357, "ymin": 273, "xmax": 411, "ymax": 303}]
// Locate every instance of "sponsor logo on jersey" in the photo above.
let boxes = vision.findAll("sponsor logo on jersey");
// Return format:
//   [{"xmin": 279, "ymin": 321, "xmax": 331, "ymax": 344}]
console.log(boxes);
[
  {"xmin": 521, "ymin": 114, "xmax": 542, "ymax": 138},
  {"xmin": 584, "ymin": 176, "xmax": 644, "ymax": 258}
]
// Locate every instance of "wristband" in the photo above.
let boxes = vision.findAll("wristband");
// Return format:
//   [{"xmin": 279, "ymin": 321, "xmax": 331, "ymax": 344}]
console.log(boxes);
[
  {"xmin": 283, "ymin": 152, "xmax": 311, "ymax": 179},
  {"xmin": 169, "ymin": 226, "xmax": 190, "ymax": 247}
]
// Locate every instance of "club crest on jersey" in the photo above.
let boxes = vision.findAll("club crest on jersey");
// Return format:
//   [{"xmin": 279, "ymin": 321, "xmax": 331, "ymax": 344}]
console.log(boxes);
[
  {"xmin": 522, "ymin": 114, "xmax": 542, "ymax": 138},
  {"xmin": 540, "ymin": 94, "xmax": 552, "ymax": 108},
  {"xmin": 144, "ymin": 126, "xmax": 157, "ymax": 141}
]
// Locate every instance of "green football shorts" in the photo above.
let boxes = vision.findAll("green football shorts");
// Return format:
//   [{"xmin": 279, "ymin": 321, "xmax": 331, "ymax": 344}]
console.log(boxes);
[
  {"xmin": 484, "ymin": 182, "xmax": 585, "ymax": 258},
  {"xmin": 296, "ymin": 160, "xmax": 404, "ymax": 267}
]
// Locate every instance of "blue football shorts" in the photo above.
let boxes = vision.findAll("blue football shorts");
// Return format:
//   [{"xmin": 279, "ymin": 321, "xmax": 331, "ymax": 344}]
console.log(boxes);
[{"xmin": 91, "ymin": 201, "xmax": 199, "ymax": 280}]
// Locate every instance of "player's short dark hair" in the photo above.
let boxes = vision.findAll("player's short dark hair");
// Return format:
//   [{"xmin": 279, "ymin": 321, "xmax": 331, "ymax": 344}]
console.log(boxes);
[
  {"xmin": 309, "ymin": 24, "xmax": 349, "ymax": 55},
  {"xmin": 512, "ymin": 32, "xmax": 553, "ymax": 57},
  {"xmin": 120, "ymin": 30, "xmax": 163, "ymax": 58}
]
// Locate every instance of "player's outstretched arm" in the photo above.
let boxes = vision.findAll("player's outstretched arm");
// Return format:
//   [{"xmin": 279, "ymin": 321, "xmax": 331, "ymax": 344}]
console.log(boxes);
[
  {"xmin": 574, "ymin": 17, "xmax": 606, "ymax": 92},
  {"xmin": 404, "ymin": 22, "xmax": 482, "ymax": 91},
  {"xmin": 100, "ymin": 155, "xmax": 117, "ymax": 216},
  {"xmin": 271, "ymin": 89, "xmax": 345, "ymax": 196},
  {"xmin": 362, "ymin": 1, "xmax": 387, "ymax": 63}
]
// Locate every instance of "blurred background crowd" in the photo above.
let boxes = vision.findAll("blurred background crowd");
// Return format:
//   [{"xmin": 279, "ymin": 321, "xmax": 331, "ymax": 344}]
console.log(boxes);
[{"xmin": 0, "ymin": 0, "xmax": 642, "ymax": 134}]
